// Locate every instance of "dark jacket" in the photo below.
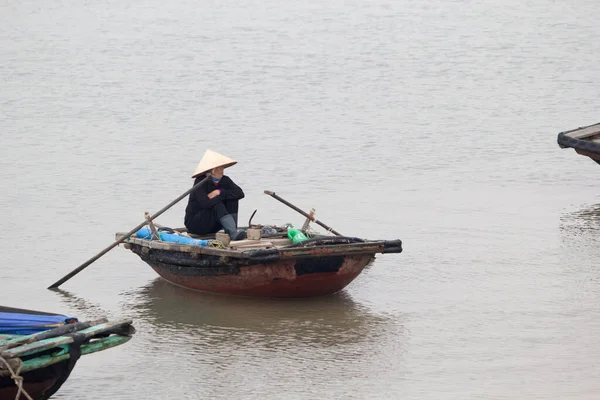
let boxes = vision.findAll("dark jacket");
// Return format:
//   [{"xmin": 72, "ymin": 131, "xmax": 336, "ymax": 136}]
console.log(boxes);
[{"xmin": 184, "ymin": 174, "xmax": 245, "ymax": 226}]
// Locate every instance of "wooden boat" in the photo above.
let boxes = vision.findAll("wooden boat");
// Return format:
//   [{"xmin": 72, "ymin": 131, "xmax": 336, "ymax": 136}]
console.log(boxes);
[
  {"xmin": 117, "ymin": 225, "xmax": 402, "ymax": 298},
  {"xmin": 0, "ymin": 306, "xmax": 134, "ymax": 400},
  {"xmin": 557, "ymin": 122, "xmax": 600, "ymax": 165}
]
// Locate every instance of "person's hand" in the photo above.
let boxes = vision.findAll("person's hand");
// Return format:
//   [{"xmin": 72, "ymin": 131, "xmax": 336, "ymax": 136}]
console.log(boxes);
[{"xmin": 208, "ymin": 189, "xmax": 221, "ymax": 199}]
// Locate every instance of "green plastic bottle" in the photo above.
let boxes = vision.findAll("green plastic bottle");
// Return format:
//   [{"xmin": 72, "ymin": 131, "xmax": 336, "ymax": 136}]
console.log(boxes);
[{"xmin": 288, "ymin": 227, "xmax": 308, "ymax": 243}]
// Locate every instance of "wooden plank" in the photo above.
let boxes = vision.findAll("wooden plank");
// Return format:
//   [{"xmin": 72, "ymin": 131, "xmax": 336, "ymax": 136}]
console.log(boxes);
[
  {"xmin": 204, "ymin": 248, "xmax": 247, "ymax": 257},
  {"xmin": 1, "ymin": 336, "xmax": 133, "ymax": 376},
  {"xmin": 267, "ymin": 238, "xmax": 293, "ymax": 246},
  {"xmin": 229, "ymin": 239, "xmax": 261, "ymax": 246},
  {"xmin": 72, "ymin": 319, "xmax": 133, "ymax": 339},
  {"xmin": 0, "ymin": 319, "xmax": 132, "ymax": 359},
  {"xmin": 1, "ymin": 336, "xmax": 74, "ymax": 359},
  {"xmin": 0, "ymin": 319, "xmax": 107, "ymax": 350},
  {"xmin": 117, "ymin": 233, "xmax": 250, "ymax": 258},
  {"xmin": 231, "ymin": 242, "xmax": 274, "ymax": 250},
  {"xmin": 215, "ymin": 232, "xmax": 230, "ymax": 246},
  {"xmin": 148, "ymin": 241, "xmax": 176, "ymax": 251},
  {"xmin": 564, "ymin": 123, "xmax": 600, "ymax": 139},
  {"xmin": 247, "ymin": 228, "xmax": 262, "ymax": 241},
  {"xmin": 277, "ymin": 242, "xmax": 385, "ymax": 258}
]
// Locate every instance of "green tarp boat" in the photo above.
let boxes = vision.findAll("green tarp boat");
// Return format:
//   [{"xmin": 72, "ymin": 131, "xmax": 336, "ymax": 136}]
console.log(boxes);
[{"xmin": 0, "ymin": 306, "xmax": 134, "ymax": 400}]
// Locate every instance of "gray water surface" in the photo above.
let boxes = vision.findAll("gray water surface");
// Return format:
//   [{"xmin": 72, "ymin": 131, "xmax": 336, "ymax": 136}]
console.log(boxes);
[{"xmin": 1, "ymin": 0, "xmax": 600, "ymax": 398}]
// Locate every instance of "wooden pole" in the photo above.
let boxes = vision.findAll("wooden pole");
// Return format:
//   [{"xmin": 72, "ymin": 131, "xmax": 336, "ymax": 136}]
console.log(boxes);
[
  {"xmin": 301, "ymin": 208, "xmax": 316, "ymax": 231},
  {"xmin": 263, "ymin": 190, "xmax": 342, "ymax": 236},
  {"xmin": 144, "ymin": 212, "xmax": 161, "ymax": 240},
  {"xmin": 47, "ymin": 178, "xmax": 208, "ymax": 289}
]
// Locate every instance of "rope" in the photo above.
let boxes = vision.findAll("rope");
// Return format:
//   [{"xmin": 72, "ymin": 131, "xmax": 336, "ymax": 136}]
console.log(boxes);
[
  {"xmin": 209, "ymin": 240, "xmax": 224, "ymax": 249},
  {"xmin": 0, "ymin": 356, "xmax": 34, "ymax": 400},
  {"xmin": 305, "ymin": 225, "xmax": 325, "ymax": 238}
]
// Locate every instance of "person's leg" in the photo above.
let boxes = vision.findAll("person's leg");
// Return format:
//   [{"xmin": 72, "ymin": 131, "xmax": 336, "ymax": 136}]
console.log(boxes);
[
  {"xmin": 186, "ymin": 202, "xmax": 232, "ymax": 235},
  {"xmin": 205, "ymin": 202, "xmax": 237, "ymax": 239},
  {"xmin": 186, "ymin": 209, "xmax": 220, "ymax": 235},
  {"xmin": 213, "ymin": 202, "xmax": 230, "ymax": 220},
  {"xmin": 187, "ymin": 202, "xmax": 246, "ymax": 240},
  {"xmin": 223, "ymin": 200, "xmax": 239, "ymax": 225},
  {"xmin": 219, "ymin": 200, "xmax": 246, "ymax": 240}
]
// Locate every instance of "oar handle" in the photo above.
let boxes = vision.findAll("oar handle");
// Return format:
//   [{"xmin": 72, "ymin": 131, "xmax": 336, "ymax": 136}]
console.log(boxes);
[
  {"xmin": 48, "ymin": 177, "xmax": 209, "ymax": 289},
  {"xmin": 263, "ymin": 190, "xmax": 342, "ymax": 236}
]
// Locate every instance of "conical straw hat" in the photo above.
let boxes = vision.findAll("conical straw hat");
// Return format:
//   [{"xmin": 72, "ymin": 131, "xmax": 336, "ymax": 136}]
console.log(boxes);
[{"xmin": 192, "ymin": 150, "xmax": 237, "ymax": 178}]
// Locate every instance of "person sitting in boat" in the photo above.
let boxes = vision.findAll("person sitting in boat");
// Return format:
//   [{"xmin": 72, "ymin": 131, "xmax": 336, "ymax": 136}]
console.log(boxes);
[{"xmin": 184, "ymin": 150, "xmax": 247, "ymax": 240}]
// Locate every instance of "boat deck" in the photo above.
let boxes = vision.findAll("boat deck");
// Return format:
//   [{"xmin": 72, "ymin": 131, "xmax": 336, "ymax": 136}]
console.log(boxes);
[
  {"xmin": 117, "ymin": 230, "xmax": 297, "ymax": 256},
  {"xmin": 561, "ymin": 122, "xmax": 600, "ymax": 140},
  {"xmin": 557, "ymin": 122, "xmax": 600, "ymax": 163},
  {"xmin": 116, "ymin": 226, "xmax": 403, "ymax": 262}
]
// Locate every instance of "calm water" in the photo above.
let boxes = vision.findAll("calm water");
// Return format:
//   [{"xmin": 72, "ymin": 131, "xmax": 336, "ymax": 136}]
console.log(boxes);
[{"xmin": 1, "ymin": 0, "xmax": 600, "ymax": 398}]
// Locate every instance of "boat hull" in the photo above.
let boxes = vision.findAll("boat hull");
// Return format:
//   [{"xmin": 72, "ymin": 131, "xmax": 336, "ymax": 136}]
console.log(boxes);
[
  {"xmin": 120, "ymin": 232, "xmax": 401, "ymax": 298},
  {"xmin": 140, "ymin": 252, "xmax": 375, "ymax": 298},
  {"xmin": 557, "ymin": 122, "xmax": 600, "ymax": 165},
  {"xmin": 0, "ymin": 359, "xmax": 74, "ymax": 400},
  {"xmin": 574, "ymin": 149, "xmax": 600, "ymax": 165}
]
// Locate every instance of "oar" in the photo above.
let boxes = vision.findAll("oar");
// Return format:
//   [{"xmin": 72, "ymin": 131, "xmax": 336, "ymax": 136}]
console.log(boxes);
[
  {"xmin": 263, "ymin": 190, "xmax": 342, "ymax": 236},
  {"xmin": 48, "ymin": 178, "xmax": 208, "ymax": 289}
]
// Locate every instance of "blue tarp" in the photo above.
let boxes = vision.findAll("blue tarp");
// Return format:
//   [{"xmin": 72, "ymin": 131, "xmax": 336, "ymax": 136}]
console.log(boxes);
[
  {"xmin": 0, "ymin": 309, "xmax": 77, "ymax": 335},
  {"xmin": 136, "ymin": 227, "xmax": 211, "ymax": 246}
]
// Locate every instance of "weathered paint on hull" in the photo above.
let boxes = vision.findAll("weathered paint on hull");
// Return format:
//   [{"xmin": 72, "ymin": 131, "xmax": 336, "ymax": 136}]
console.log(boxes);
[
  {"xmin": 148, "ymin": 254, "xmax": 375, "ymax": 298},
  {"xmin": 0, "ymin": 360, "xmax": 73, "ymax": 400},
  {"xmin": 575, "ymin": 148, "xmax": 600, "ymax": 164}
]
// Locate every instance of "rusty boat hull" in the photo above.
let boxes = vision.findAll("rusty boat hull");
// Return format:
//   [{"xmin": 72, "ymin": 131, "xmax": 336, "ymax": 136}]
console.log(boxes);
[
  {"xmin": 119, "ymin": 233, "xmax": 402, "ymax": 298},
  {"xmin": 141, "ymin": 251, "xmax": 374, "ymax": 298}
]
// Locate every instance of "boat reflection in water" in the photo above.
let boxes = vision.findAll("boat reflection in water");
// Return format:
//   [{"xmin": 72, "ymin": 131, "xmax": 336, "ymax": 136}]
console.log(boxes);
[
  {"xmin": 54, "ymin": 280, "xmax": 405, "ymax": 396},
  {"xmin": 119, "ymin": 278, "xmax": 403, "ymax": 349}
]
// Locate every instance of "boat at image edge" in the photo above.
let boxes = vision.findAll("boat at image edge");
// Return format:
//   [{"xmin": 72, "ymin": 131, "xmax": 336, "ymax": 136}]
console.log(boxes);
[
  {"xmin": 557, "ymin": 122, "xmax": 600, "ymax": 165},
  {"xmin": 0, "ymin": 306, "xmax": 134, "ymax": 400}
]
